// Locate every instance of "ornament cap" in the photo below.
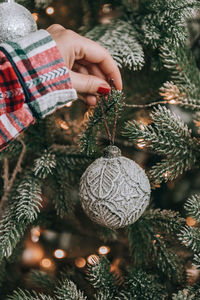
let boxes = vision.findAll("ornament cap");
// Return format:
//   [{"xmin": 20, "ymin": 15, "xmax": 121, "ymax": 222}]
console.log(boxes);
[{"xmin": 104, "ymin": 145, "xmax": 121, "ymax": 158}]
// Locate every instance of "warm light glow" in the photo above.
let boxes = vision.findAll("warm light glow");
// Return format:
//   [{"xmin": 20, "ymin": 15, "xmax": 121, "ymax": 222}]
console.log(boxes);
[
  {"xmin": 31, "ymin": 226, "xmax": 41, "ymax": 243},
  {"xmin": 75, "ymin": 257, "xmax": 87, "ymax": 268},
  {"xmin": 98, "ymin": 245, "xmax": 110, "ymax": 255},
  {"xmin": 32, "ymin": 13, "xmax": 39, "ymax": 22},
  {"xmin": 102, "ymin": 4, "xmax": 112, "ymax": 13},
  {"xmin": 58, "ymin": 120, "xmax": 69, "ymax": 130},
  {"xmin": 22, "ymin": 243, "xmax": 44, "ymax": 265},
  {"xmin": 31, "ymin": 235, "xmax": 40, "ymax": 243},
  {"xmin": 31, "ymin": 227, "xmax": 41, "ymax": 236},
  {"xmin": 169, "ymin": 99, "xmax": 176, "ymax": 104},
  {"xmin": 139, "ymin": 123, "xmax": 145, "ymax": 131},
  {"xmin": 66, "ymin": 101, "xmax": 73, "ymax": 107},
  {"xmin": 40, "ymin": 258, "xmax": 52, "ymax": 269},
  {"xmin": 53, "ymin": 249, "xmax": 66, "ymax": 259},
  {"xmin": 186, "ymin": 216, "xmax": 197, "ymax": 227},
  {"xmin": 163, "ymin": 172, "xmax": 169, "ymax": 179},
  {"xmin": 87, "ymin": 254, "xmax": 99, "ymax": 265},
  {"xmin": 46, "ymin": 7, "xmax": 55, "ymax": 15},
  {"xmin": 137, "ymin": 139, "xmax": 146, "ymax": 149}
]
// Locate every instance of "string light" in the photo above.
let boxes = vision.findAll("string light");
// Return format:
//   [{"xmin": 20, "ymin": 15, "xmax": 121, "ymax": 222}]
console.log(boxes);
[
  {"xmin": 22, "ymin": 242, "xmax": 44, "ymax": 265},
  {"xmin": 186, "ymin": 216, "xmax": 197, "ymax": 227},
  {"xmin": 57, "ymin": 119, "xmax": 69, "ymax": 130},
  {"xmin": 102, "ymin": 4, "xmax": 112, "ymax": 14},
  {"xmin": 46, "ymin": 6, "xmax": 55, "ymax": 15},
  {"xmin": 139, "ymin": 123, "xmax": 146, "ymax": 131},
  {"xmin": 98, "ymin": 245, "xmax": 110, "ymax": 255},
  {"xmin": 75, "ymin": 257, "xmax": 87, "ymax": 268},
  {"xmin": 136, "ymin": 138, "xmax": 146, "ymax": 149},
  {"xmin": 53, "ymin": 249, "xmax": 67, "ymax": 259},
  {"xmin": 169, "ymin": 99, "xmax": 176, "ymax": 104},
  {"xmin": 31, "ymin": 226, "xmax": 41, "ymax": 243},
  {"xmin": 66, "ymin": 101, "xmax": 73, "ymax": 107},
  {"xmin": 40, "ymin": 258, "xmax": 55, "ymax": 271},
  {"xmin": 163, "ymin": 172, "xmax": 169, "ymax": 179},
  {"xmin": 87, "ymin": 254, "xmax": 99, "ymax": 265},
  {"xmin": 32, "ymin": 13, "xmax": 39, "ymax": 22}
]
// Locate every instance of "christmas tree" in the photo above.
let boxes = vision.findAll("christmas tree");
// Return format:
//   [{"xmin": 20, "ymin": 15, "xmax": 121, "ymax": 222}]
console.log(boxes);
[{"xmin": 0, "ymin": 0, "xmax": 200, "ymax": 299}]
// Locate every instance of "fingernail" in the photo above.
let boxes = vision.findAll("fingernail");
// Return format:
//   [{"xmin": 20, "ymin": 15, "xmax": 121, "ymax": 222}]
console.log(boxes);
[{"xmin": 97, "ymin": 86, "xmax": 111, "ymax": 95}]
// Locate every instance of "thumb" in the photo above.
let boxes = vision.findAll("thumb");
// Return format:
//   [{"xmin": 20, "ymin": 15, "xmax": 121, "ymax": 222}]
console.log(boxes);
[{"xmin": 69, "ymin": 70, "xmax": 110, "ymax": 94}]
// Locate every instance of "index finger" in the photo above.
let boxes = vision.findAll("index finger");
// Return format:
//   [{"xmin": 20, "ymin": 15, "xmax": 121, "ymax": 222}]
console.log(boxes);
[{"xmin": 81, "ymin": 36, "xmax": 123, "ymax": 90}]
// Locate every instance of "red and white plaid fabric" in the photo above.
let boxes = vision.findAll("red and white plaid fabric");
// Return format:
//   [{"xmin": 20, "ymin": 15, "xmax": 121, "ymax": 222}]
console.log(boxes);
[{"xmin": 0, "ymin": 30, "xmax": 77, "ymax": 150}]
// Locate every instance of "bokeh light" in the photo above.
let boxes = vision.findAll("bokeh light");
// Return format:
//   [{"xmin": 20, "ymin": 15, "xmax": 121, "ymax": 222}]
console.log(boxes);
[
  {"xmin": 98, "ymin": 245, "xmax": 110, "ymax": 255},
  {"xmin": 53, "ymin": 249, "xmax": 67, "ymax": 259},
  {"xmin": 46, "ymin": 7, "xmax": 55, "ymax": 15},
  {"xmin": 75, "ymin": 257, "xmax": 87, "ymax": 268}
]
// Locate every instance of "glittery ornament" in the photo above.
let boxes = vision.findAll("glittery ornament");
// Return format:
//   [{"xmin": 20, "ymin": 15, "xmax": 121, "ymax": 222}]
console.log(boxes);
[
  {"xmin": 0, "ymin": 0, "xmax": 37, "ymax": 43},
  {"xmin": 79, "ymin": 146, "xmax": 151, "ymax": 229}
]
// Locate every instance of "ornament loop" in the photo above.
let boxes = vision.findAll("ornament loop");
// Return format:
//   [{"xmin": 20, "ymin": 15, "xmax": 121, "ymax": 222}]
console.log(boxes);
[{"xmin": 104, "ymin": 145, "xmax": 121, "ymax": 158}]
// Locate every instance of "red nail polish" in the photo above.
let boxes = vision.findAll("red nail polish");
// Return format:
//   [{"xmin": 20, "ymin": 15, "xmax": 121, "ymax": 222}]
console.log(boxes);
[{"xmin": 97, "ymin": 86, "xmax": 110, "ymax": 95}]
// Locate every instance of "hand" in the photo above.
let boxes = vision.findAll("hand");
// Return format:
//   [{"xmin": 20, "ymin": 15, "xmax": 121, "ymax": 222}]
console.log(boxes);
[{"xmin": 47, "ymin": 24, "xmax": 122, "ymax": 105}]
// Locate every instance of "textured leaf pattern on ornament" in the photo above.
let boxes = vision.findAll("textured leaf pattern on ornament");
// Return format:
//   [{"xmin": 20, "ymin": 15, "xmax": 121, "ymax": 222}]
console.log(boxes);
[
  {"xmin": 80, "ymin": 149, "xmax": 151, "ymax": 229},
  {"xmin": 86, "ymin": 158, "xmax": 122, "ymax": 199}
]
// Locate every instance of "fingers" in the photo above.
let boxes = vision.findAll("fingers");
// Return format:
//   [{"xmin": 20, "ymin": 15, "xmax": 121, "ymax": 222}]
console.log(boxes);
[
  {"xmin": 72, "ymin": 62, "xmax": 107, "ymax": 81},
  {"xmin": 69, "ymin": 70, "xmax": 110, "ymax": 95},
  {"xmin": 80, "ymin": 37, "xmax": 122, "ymax": 90},
  {"xmin": 46, "ymin": 25, "xmax": 123, "ymax": 92}
]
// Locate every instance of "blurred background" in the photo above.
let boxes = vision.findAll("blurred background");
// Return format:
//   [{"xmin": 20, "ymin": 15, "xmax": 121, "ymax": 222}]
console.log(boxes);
[{"xmin": 1, "ymin": 0, "xmax": 200, "ymax": 298}]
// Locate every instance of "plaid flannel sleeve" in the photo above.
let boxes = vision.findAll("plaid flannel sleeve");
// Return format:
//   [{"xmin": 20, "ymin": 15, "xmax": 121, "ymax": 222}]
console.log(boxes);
[{"xmin": 0, "ymin": 29, "xmax": 77, "ymax": 150}]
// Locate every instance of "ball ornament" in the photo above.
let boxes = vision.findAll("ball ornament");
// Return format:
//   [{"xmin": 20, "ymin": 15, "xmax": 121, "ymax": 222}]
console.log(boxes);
[
  {"xmin": 80, "ymin": 146, "xmax": 151, "ymax": 229},
  {"xmin": 0, "ymin": 0, "xmax": 37, "ymax": 43}
]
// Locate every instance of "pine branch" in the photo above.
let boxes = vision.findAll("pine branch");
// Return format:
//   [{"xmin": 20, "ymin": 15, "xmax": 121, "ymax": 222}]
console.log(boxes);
[
  {"xmin": 0, "ymin": 175, "xmax": 42, "ymax": 259},
  {"xmin": 116, "ymin": 270, "xmax": 167, "ymax": 300},
  {"xmin": 179, "ymin": 226, "xmax": 200, "ymax": 253},
  {"xmin": 54, "ymin": 278, "xmax": 87, "ymax": 300},
  {"xmin": 80, "ymin": 90, "xmax": 124, "ymax": 155},
  {"xmin": 29, "ymin": 270, "xmax": 55, "ymax": 290},
  {"xmin": 136, "ymin": 0, "xmax": 200, "ymax": 48},
  {"xmin": 34, "ymin": 150, "xmax": 56, "ymax": 179},
  {"xmin": 172, "ymin": 285, "xmax": 200, "ymax": 300},
  {"xmin": 184, "ymin": 194, "xmax": 200, "ymax": 223},
  {"xmin": 15, "ymin": 176, "xmax": 42, "ymax": 222},
  {"xmin": 86, "ymin": 20, "xmax": 144, "ymax": 70},
  {"xmin": 160, "ymin": 44, "xmax": 200, "ymax": 109},
  {"xmin": 193, "ymin": 253, "xmax": 200, "ymax": 269},
  {"xmin": 6, "ymin": 289, "xmax": 53, "ymax": 300},
  {"xmin": 87, "ymin": 256, "xmax": 117, "ymax": 297},
  {"xmin": 49, "ymin": 152, "xmax": 91, "ymax": 218},
  {"xmin": 0, "ymin": 138, "xmax": 26, "ymax": 215},
  {"xmin": 128, "ymin": 209, "xmax": 184, "ymax": 282},
  {"xmin": 143, "ymin": 209, "xmax": 185, "ymax": 234},
  {"xmin": 123, "ymin": 105, "xmax": 200, "ymax": 185}
]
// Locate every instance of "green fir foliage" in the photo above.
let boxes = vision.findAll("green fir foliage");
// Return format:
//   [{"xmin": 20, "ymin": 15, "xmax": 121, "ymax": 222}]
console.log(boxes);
[
  {"xmin": 86, "ymin": 20, "xmax": 145, "ymax": 70},
  {"xmin": 123, "ymin": 105, "xmax": 200, "ymax": 186},
  {"xmin": 116, "ymin": 270, "xmax": 167, "ymax": 300},
  {"xmin": 80, "ymin": 90, "xmax": 124, "ymax": 155},
  {"xmin": 172, "ymin": 285, "xmax": 200, "ymax": 299},
  {"xmin": 7, "ymin": 289, "xmax": 53, "ymax": 300},
  {"xmin": 33, "ymin": 150, "xmax": 56, "ymax": 179},
  {"xmin": 128, "ymin": 209, "xmax": 185, "ymax": 282},
  {"xmin": 87, "ymin": 256, "xmax": 117, "ymax": 298},
  {"xmin": 184, "ymin": 194, "xmax": 200, "ymax": 223},
  {"xmin": 54, "ymin": 278, "xmax": 87, "ymax": 300},
  {"xmin": 0, "ymin": 175, "xmax": 42, "ymax": 259}
]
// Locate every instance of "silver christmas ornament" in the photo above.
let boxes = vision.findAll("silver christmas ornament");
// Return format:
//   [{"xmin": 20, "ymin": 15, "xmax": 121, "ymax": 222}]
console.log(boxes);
[
  {"xmin": 80, "ymin": 146, "xmax": 151, "ymax": 229},
  {"xmin": 0, "ymin": 0, "xmax": 37, "ymax": 43}
]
